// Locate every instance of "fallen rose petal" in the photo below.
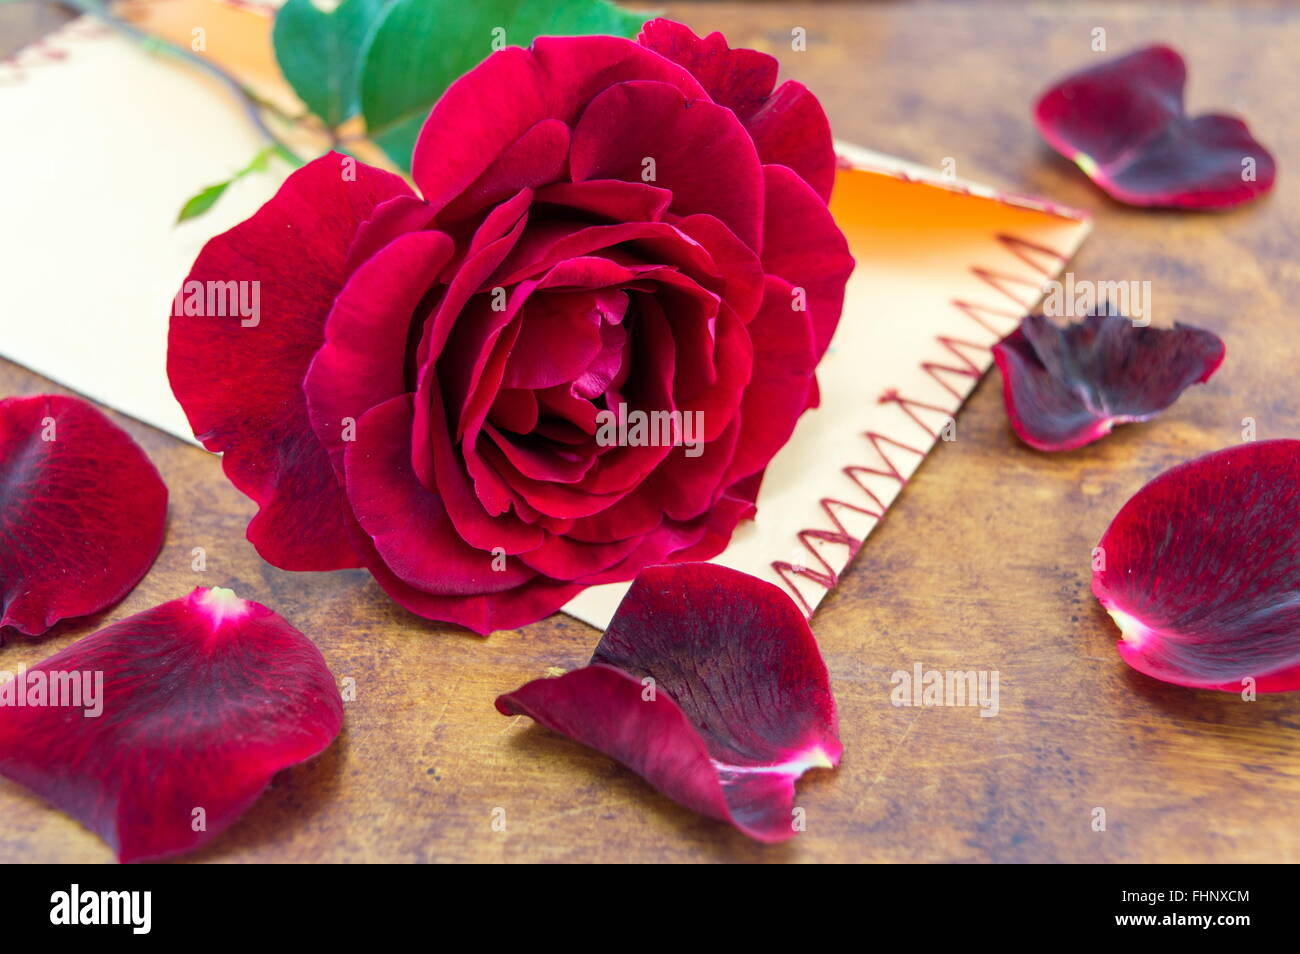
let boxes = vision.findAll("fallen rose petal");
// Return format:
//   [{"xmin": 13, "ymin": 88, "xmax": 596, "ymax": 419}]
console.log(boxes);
[
  {"xmin": 1034, "ymin": 45, "xmax": 1276, "ymax": 208},
  {"xmin": 496, "ymin": 563, "xmax": 840, "ymax": 842},
  {"xmin": 0, "ymin": 588, "xmax": 343, "ymax": 861},
  {"xmin": 993, "ymin": 310, "xmax": 1224, "ymax": 452},
  {"xmin": 0, "ymin": 395, "xmax": 167, "ymax": 637},
  {"xmin": 1092, "ymin": 440, "xmax": 1300, "ymax": 691}
]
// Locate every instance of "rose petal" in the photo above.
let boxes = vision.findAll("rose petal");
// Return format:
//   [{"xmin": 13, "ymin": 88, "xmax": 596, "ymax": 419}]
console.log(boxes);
[
  {"xmin": 365, "ymin": 556, "xmax": 585, "ymax": 636},
  {"xmin": 437, "ymin": 119, "xmax": 571, "ymax": 223},
  {"xmin": 0, "ymin": 395, "xmax": 167, "ymax": 637},
  {"xmin": 759, "ymin": 165, "xmax": 855, "ymax": 360},
  {"xmin": 638, "ymin": 18, "xmax": 778, "ymax": 118},
  {"xmin": 638, "ymin": 18, "xmax": 836, "ymax": 200},
  {"xmin": 496, "ymin": 563, "xmax": 840, "ymax": 841},
  {"xmin": 993, "ymin": 310, "xmax": 1224, "ymax": 452},
  {"xmin": 167, "ymin": 152, "xmax": 412, "ymax": 570},
  {"xmin": 345, "ymin": 194, "xmax": 436, "ymax": 273},
  {"xmin": 1034, "ymin": 45, "xmax": 1276, "ymax": 208},
  {"xmin": 345, "ymin": 395, "xmax": 536, "ymax": 595},
  {"xmin": 411, "ymin": 37, "xmax": 705, "ymax": 216},
  {"xmin": 0, "ymin": 588, "xmax": 342, "ymax": 861},
  {"xmin": 1092, "ymin": 440, "xmax": 1300, "ymax": 691},
  {"xmin": 723, "ymin": 275, "xmax": 818, "ymax": 483},
  {"xmin": 305, "ymin": 229, "xmax": 455, "ymax": 479},
  {"xmin": 569, "ymin": 79, "xmax": 766, "ymax": 250},
  {"xmin": 534, "ymin": 179, "xmax": 673, "ymax": 223}
]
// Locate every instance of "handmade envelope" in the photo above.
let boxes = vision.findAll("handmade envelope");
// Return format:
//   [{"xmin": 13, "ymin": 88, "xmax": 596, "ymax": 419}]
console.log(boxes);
[{"xmin": 0, "ymin": 1, "xmax": 1090, "ymax": 630}]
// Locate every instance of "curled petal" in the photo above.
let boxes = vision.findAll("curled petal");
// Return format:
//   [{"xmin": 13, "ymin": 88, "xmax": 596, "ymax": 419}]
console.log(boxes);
[
  {"xmin": 1034, "ymin": 45, "xmax": 1276, "ymax": 208},
  {"xmin": 0, "ymin": 588, "xmax": 343, "ymax": 861},
  {"xmin": 1092, "ymin": 440, "xmax": 1300, "ymax": 691},
  {"xmin": 0, "ymin": 395, "xmax": 167, "ymax": 637},
  {"xmin": 497, "ymin": 563, "xmax": 840, "ymax": 841},
  {"xmin": 993, "ymin": 310, "xmax": 1224, "ymax": 452}
]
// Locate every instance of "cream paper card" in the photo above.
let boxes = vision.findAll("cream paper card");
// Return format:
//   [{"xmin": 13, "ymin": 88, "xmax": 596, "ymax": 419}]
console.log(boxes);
[{"xmin": 0, "ymin": 4, "xmax": 1090, "ymax": 630}]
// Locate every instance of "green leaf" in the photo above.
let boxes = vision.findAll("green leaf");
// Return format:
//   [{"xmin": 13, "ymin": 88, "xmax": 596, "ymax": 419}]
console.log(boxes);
[
  {"xmin": 359, "ymin": 0, "xmax": 647, "ymax": 171},
  {"xmin": 273, "ymin": 0, "xmax": 384, "ymax": 127},
  {"xmin": 176, "ymin": 182, "xmax": 233, "ymax": 224},
  {"xmin": 175, "ymin": 146, "xmax": 280, "ymax": 225}
]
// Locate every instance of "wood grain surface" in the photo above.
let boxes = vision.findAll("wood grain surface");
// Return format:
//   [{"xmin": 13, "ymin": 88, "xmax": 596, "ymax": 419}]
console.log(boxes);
[{"xmin": 2, "ymin": 0, "xmax": 1298, "ymax": 863}]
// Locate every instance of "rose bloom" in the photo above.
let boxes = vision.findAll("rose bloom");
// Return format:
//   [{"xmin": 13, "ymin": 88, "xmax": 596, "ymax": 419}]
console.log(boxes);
[{"xmin": 168, "ymin": 19, "xmax": 854, "ymax": 633}]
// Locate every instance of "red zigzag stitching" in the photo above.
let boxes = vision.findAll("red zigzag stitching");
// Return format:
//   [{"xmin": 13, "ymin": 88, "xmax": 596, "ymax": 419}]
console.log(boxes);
[{"xmin": 772, "ymin": 232, "xmax": 1069, "ymax": 616}]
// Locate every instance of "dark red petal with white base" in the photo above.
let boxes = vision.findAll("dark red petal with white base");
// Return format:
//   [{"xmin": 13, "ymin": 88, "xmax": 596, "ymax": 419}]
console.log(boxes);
[
  {"xmin": 1092, "ymin": 440, "xmax": 1300, "ymax": 691},
  {"xmin": 0, "ymin": 588, "xmax": 343, "ymax": 861},
  {"xmin": 0, "ymin": 395, "xmax": 167, "ymax": 638},
  {"xmin": 1034, "ymin": 45, "xmax": 1276, "ymax": 209},
  {"xmin": 167, "ymin": 152, "xmax": 413, "ymax": 571},
  {"xmin": 496, "ymin": 563, "xmax": 840, "ymax": 842},
  {"xmin": 993, "ymin": 311, "xmax": 1224, "ymax": 452}
]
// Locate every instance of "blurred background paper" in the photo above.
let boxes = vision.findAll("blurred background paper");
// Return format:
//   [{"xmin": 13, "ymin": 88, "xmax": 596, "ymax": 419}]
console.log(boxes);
[{"xmin": 0, "ymin": 1, "xmax": 1089, "ymax": 629}]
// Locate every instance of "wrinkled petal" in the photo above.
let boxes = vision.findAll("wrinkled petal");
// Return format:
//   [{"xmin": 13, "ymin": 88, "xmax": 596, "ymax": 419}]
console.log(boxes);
[
  {"xmin": 1092, "ymin": 440, "xmax": 1300, "ymax": 691},
  {"xmin": 0, "ymin": 395, "xmax": 167, "ymax": 637},
  {"xmin": 993, "ymin": 310, "xmax": 1224, "ymax": 452},
  {"xmin": 0, "ymin": 588, "xmax": 343, "ymax": 861},
  {"xmin": 167, "ymin": 152, "xmax": 412, "ymax": 570},
  {"xmin": 496, "ymin": 563, "xmax": 840, "ymax": 841},
  {"xmin": 1035, "ymin": 45, "xmax": 1276, "ymax": 208}
]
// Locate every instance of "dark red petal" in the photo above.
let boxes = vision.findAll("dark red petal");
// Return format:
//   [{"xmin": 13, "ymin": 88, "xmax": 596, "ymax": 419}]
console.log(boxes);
[
  {"xmin": 365, "ymin": 555, "xmax": 586, "ymax": 636},
  {"xmin": 410, "ymin": 37, "xmax": 705, "ymax": 216},
  {"xmin": 569, "ymin": 79, "xmax": 766, "ymax": 250},
  {"xmin": 305, "ymin": 229, "xmax": 454, "ymax": 480},
  {"xmin": 1034, "ymin": 45, "xmax": 1276, "ymax": 208},
  {"xmin": 724, "ymin": 275, "xmax": 818, "ymax": 484},
  {"xmin": 746, "ymin": 81, "xmax": 837, "ymax": 202},
  {"xmin": 759, "ymin": 165, "xmax": 854, "ymax": 361},
  {"xmin": 344, "ymin": 395, "xmax": 536, "ymax": 595},
  {"xmin": 167, "ymin": 153, "xmax": 412, "ymax": 570},
  {"xmin": 993, "ymin": 311, "xmax": 1224, "ymax": 452},
  {"xmin": 638, "ymin": 18, "xmax": 778, "ymax": 118},
  {"xmin": 674, "ymin": 213, "xmax": 766, "ymax": 324},
  {"xmin": 0, "ymin": 588, "xmax": 342, "ymax": 861},
  {"xmin": 345, "ymin": 194, "xmax": 436, "ymax": 272},
  {"xmin": 534, "ymin": 179, "xmax": 673, "ymax": 223},
  {"xmin": 496, "ymin": 563, "xmax": 840, "ymax": 842},
  {"xmin": 1092, "ymin": 440, "xmax": 1300, "ymax": 691},
  {"xmin": 0, "ymin": 395, "xmax": 167, "ymax": 637},
  {"xmin": 437, "ymin": 119, "xmax": 571, "ymax": 223},
  {"xmin": 637, "ymin": 18, "xmax": 835, "ymax": 201}
]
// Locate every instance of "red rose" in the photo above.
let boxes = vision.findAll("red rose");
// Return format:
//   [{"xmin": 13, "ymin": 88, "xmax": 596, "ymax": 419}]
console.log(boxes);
[{"xmin": 168, "ymin": 19, "xmax": 854, "ymax": 633}]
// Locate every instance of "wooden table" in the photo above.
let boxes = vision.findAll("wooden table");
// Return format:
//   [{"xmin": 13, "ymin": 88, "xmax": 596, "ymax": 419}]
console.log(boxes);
[{"xmin": 2, "ymin": 0, "xmax": 1297, "ymax": 863}]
